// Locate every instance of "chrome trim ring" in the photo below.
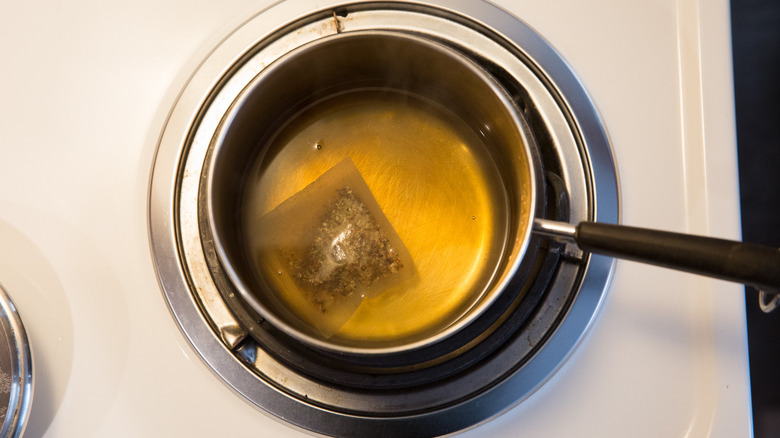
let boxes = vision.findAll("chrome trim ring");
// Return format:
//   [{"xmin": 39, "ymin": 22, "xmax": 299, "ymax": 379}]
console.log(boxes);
[
  {"xmin": 0, "ymin": 283, "xmax": 33, "ymax": 438},
  {"xmin": 149, "ymin": 1, "xmax": 618, "ymax": 436}
]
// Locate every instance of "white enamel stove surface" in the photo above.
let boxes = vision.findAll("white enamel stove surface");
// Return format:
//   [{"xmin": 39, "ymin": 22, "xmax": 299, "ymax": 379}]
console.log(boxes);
[{"xmin": 0, "ymin": 0, "xmax": 750, "ymax": 436}]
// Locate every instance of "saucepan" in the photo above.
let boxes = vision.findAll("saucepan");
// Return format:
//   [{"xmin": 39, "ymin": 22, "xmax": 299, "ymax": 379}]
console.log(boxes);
[{"xmin": 206, "ymin": 30, "xmax": 780, "ymax": 356}]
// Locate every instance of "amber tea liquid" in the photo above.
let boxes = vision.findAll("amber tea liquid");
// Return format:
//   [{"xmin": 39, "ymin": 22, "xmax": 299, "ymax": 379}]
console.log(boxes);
[{"xmin": 242, "ymin": 89, "xmax": 509, "ymax": 345}]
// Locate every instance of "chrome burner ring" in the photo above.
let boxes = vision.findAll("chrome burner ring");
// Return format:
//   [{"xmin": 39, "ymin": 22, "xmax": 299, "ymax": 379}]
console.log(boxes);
[{"xmin": 149, "ymin": 1, "xmax": 618, "ymax": 436}]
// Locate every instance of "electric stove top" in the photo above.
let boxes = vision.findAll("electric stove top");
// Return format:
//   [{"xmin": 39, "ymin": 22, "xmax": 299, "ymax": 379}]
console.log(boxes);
[{"xmin": 0, "ymin": 0, "xmax": 750, "ymax": 436}]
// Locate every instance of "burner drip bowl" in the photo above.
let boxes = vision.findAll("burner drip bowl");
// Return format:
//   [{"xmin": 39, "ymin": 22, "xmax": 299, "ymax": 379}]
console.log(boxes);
[{"xmin": 149, "ymin": 1, "xmax": 618, "ymax": 436}]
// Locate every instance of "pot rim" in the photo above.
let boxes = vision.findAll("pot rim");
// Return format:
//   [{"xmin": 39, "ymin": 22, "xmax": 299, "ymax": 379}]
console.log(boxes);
[{"xmin": 205, "ymin": 29, "xmax": 540, "ymax": 355}]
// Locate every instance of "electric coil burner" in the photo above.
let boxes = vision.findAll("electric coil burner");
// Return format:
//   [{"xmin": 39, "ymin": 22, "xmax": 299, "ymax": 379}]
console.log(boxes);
[{"xmin": 150, "ymin": 1, "xmax": 617, "ymax": 436}]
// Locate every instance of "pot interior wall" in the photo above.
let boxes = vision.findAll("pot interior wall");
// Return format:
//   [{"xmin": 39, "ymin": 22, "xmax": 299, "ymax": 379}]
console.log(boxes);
[{"xmin": 207, "ymin": 31, "xmax": 535, "ymax": 351}]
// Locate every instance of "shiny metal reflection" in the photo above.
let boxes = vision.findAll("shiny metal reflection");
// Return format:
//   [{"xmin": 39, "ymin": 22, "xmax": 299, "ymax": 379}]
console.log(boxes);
[{"xmin": 0, "ymin": 283, "xmax": 33, "ymax": 438}]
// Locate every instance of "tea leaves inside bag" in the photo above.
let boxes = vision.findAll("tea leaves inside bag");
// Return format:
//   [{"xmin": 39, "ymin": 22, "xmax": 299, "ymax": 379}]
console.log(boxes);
[{"xmin": 250, "ymin": 158, "xmax": 415, "ymax": 338}]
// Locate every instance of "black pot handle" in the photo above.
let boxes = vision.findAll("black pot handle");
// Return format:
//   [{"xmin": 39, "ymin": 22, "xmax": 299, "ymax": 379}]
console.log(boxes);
[{"xmin": 534, "ymin": 219, "xmax": 780, "ymax": 310}]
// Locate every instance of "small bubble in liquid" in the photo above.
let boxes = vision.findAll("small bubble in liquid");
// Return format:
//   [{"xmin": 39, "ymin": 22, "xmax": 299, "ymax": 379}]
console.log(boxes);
[
  {"xmin": 315, "ymin": 142, "xmax": 323, "ymax": 150},
  {"xmin": 277, "ymin": 270, "xmax": 283, "ymax": 276},
  {"xmin": 472, "ymin": 215, "xmax": 476, "ymax": 220}
]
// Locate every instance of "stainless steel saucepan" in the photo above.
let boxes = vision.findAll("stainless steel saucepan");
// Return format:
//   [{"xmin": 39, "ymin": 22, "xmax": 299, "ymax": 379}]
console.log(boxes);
[{"xmin": 206, "ymin": 30, "xmax": 779, "ymax": 357}]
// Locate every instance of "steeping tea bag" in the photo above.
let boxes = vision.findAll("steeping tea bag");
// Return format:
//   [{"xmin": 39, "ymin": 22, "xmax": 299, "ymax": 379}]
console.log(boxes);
[{"xmin": 251, "ymin": 158, "xmax": 415, "ymax": 338}]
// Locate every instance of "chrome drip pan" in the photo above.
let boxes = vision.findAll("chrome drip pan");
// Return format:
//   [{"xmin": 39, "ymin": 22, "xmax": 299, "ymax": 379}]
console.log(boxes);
[{"xmin": 149, "ymin": 1, "xmax": 617, "ymax": 436}]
